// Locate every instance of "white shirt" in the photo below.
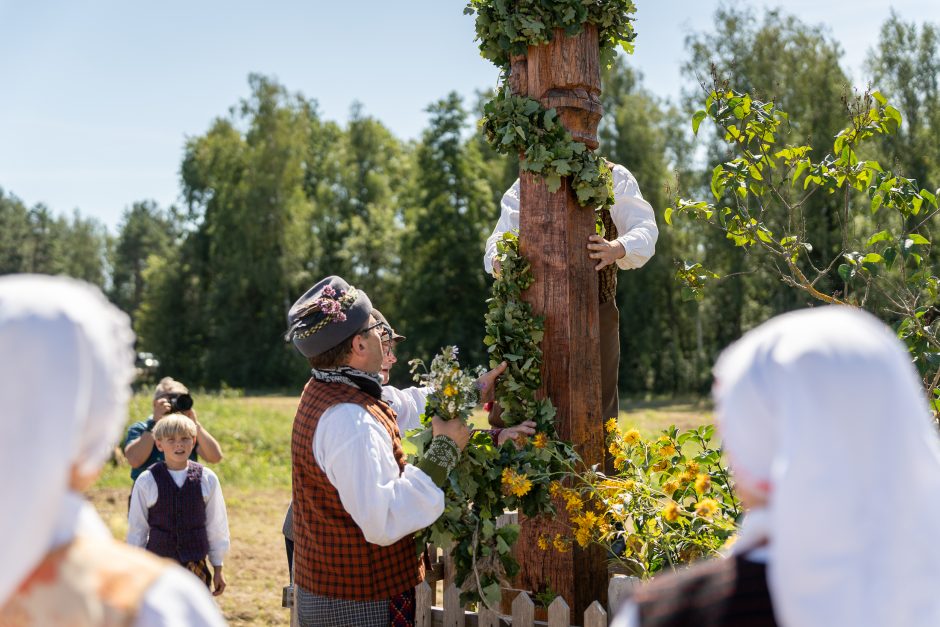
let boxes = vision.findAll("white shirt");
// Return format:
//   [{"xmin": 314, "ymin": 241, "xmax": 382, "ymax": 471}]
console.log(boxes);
[
  {"xmin": 382, "ymin": 384, "xmax": 431, "ymax": 433},
  {"xmin": 56, "ymin": 492, "xmax": 226, "ymax": 627},
  {"xmin": 484, "ymin": 163, "xmax": 658, "ymax": 274},
  {"xmin": 312, "ymin": 402, "xmax": 444, "ymax": 546},
  {"xmin": 127, "ymin": 464, "xmax": 230, "ymax": 566}
]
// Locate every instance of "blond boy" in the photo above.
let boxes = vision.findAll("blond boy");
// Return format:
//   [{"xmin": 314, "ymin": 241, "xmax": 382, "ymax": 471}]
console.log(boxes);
[{"xmin": 128, "ymin": 415, "xmax": 230, "ymax": 596}]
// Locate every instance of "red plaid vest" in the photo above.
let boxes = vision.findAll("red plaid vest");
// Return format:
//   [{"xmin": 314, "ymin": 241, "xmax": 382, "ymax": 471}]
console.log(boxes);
[{"xmin": 291, "ymin": 378, "xmax": 424, "ymax": 600}]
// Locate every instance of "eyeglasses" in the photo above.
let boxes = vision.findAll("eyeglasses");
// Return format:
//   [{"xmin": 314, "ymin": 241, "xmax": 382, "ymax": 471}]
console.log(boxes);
[{"xmin": 360, "ymin": 320, "xmax": 393, "ymax": 343}]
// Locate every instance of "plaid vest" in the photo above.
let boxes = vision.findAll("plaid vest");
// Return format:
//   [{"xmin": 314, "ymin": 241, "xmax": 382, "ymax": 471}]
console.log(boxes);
[
  {"xmin": 291, "ymin": 379, "xmax": 424, "ymax": 600},
  {"xmin": 0, "ymin": 536, "xmax": 169, "ymax": 626},
  {"xmin": 146, "ymin": 461, "xmax": 209, "ymax": 564},
  {"xmin": 632, "ymin": 552, "xmax": 777, "ymax": 626},
  {"xmin": 598, "ymin": 209, "xmax": 619, "ymax": 303}
]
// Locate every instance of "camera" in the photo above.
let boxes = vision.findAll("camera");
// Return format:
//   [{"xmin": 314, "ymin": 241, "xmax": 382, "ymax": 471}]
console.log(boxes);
[{"xmin": 168, "ymin": 393, "xmax": 194, "ymax": 413}]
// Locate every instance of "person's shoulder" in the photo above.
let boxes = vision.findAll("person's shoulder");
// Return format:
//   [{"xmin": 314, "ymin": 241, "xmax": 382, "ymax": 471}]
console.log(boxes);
[
  {"xmin": 199, "ymin": 465, "xmax": 221, "ymax": 483},
  {"xmin": 124, "ymin": 418, "xmax": 152, "ymax": 437},
  {"xmin": 632, "ymin": 555, "xmax": 735, "ymax": 605},
  {"xmin": 138, "ymin": 564, "xmax": 227, "ymax": 627},
  {"xmin": 610, "ymin": 162, "xmax": 639, "ymax": 184}
]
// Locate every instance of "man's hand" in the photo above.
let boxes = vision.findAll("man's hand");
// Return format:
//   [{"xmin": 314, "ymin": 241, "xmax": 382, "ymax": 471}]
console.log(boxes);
[
  {"xmin": 152, "ymin": 396, "xmax": 172, "ymax": 421},
  {"xmin": 497, "ymin": 420, "xmax": 537, "ymax": 448},
  {"xmin": 587, "ymin": 234, "xmax": 626, "ymax": 270},
  {"xmin": 476, "ymin": 361, "xmax": 508, "ymax": 405},
  {"xmin": 431, "ymin": 416, "xmax": 471, "ymax": 451},
  {"xmin": 492, "ymin": 257, "xmax": 502, "ymax": 277},
  {"xmin": 212, "ymin": 565, "xmax": 226, "ymax": 596}
]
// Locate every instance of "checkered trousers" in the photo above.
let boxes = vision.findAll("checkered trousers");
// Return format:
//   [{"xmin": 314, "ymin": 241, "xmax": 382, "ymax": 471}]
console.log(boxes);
[
  {"xmin": 291, "ymin": 380, "xmax": 424, "ymax": 600},
  {"xmin": 295, "ymin": 585, "xmax": 389, "ymax": 627}
]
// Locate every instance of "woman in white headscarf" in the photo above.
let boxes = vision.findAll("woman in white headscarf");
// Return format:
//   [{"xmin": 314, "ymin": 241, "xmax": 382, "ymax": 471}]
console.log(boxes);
[
  {"xmin": 613, "ymin": 306, "xmax": 940, "ymax": 627},
  {"xmin": 0, "ymin": 275, "xmax": 226, "ymax": 626}
]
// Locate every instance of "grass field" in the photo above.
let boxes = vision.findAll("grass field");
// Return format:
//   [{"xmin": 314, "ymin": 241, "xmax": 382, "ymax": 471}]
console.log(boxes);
[{"xmin": 89, "ymin": 393, "xmax": 712, "ymax": 626}]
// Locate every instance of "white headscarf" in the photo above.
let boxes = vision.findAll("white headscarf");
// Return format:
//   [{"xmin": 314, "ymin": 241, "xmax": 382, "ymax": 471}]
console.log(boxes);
[
  {"xmin": 714, "ymin": 306, "xmax": 940, "ymax": 627},
  {"xmin": 0, "ymin": 275, "xmax": 135, "ymax": 606}
]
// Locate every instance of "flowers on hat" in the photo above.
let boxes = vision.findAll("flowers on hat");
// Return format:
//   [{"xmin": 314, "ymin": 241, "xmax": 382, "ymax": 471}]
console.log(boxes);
[{"xmin": 291, "ymin": 286, "xmax": 359, "ymax": 340}]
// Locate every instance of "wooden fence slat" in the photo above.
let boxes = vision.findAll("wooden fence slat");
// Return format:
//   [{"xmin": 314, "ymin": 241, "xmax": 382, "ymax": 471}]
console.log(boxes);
[
  {"xmin": 607, "ymin": 575, "xmax": 639, "ymax": 617},
  {"xmin": 583, "ymin": 600, "xmax": 607, "ymax": 627},
  {"xmin": 512, "ymin": 592, "xmax": 535, "ymax": 627},
  {"xmin": 547, "ymin": 596, "xmax": 570, "ymax": 627},
  {"xmin": 416, "ymin": 581, "xmax": 434, "ymax": 627},
  {"xmin": 478, "ymin": 607, "xmax": 501, "ymax": 627},
  {"xmin": 443, "ymin": 583, "xmax": 466, "ymax": 627},
  {"xmin": 444, "ymin": 548, "xmax": 456, "ymax": 587}
]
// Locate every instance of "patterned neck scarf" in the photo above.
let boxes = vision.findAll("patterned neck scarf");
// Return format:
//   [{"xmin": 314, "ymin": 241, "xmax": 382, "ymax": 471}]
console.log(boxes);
[{"xmin": 310, "ymin": 366, "xmax": 383, "ymax": 399}]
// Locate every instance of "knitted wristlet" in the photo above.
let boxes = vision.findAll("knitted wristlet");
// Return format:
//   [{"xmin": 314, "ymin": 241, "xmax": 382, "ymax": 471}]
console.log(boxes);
[{"xmin": 416, "ymin": 435, "xmax": 460, "ymax": 487}]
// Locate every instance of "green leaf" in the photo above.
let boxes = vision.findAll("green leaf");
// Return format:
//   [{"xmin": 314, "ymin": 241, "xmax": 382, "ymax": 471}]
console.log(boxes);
[
  {"xmin": 862, "ymin": 253, "xmax": 884, "ymax": 264},
  {"xmin": 838, "ymin": 264, "xmax": 854, "ymax": 283},
  {"xmin": 866, "ymin": 230, "xmax": 892, "ymax": 246},
  {"xmin": 907, "ymin": 233, "xmax": 930, "ymax": 246},
  {"xmin": 710, "ymin": 165, "xmax": 726, "ymax": 201},
  {"xmin": 691, "ymin": 110, "xmax": 707, "ymax": 135},
  {"xmin": 664, "ymin": 207, "xmax": 674, "ymax": 226}
]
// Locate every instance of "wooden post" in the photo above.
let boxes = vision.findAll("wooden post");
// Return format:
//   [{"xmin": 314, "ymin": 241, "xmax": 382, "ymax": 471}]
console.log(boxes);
[{"xmin": 512, "ymin": 24, "xmax": 608, "ymax": 622}]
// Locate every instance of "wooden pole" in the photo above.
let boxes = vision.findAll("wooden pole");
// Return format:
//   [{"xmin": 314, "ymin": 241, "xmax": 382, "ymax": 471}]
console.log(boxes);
[{"xmin": 511, "ymin": 25, "xmax": 608, "ymax": 622}]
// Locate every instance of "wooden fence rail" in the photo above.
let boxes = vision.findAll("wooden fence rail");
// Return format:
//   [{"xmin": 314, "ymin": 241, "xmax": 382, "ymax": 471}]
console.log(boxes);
[{"xmin": 283, "ymin": 513, "xmax": 640, "ymax": 627}]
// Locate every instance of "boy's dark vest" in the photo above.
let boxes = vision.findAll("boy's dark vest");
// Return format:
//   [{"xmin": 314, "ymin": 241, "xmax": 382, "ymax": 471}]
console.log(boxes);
[
  {"xmin": 632, "ymin": 552, "xmax": 777, "ymax": 626},
  {"xmin": 146, "ymin": 461, "xmax": 210, "ymax": 564},
  {"xmin": 291, "ymin": 379, "xmax": 424, "ymax": 600},
  {"xmin": 599, "ymin": 210, "xmax": 619, "ymax": 303}
]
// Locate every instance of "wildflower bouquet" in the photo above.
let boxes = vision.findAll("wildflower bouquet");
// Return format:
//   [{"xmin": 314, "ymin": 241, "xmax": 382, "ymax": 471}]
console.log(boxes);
[
  {"xmin": 555, "ymin": 422, "xmax": 741, "ymax": 578},
  {"xmin": 410, "ymin": 345, "xmax": 485, "ymax": 423}
]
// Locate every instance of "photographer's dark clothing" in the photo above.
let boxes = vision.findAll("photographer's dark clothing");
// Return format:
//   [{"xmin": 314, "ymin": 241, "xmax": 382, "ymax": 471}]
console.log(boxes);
[{"xmin": 123, "ymin": 415, "xmax": 198, "ymax": 481}]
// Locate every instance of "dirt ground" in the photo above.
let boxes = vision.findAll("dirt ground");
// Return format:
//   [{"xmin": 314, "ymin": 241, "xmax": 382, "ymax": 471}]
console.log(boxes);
[
  {"xmin": 87, "ymin": 399, "xmax": 709, "ymax": 626},
  {"xmin": 89, "ymin": 486, "xmax": 293, "ymax": 626}
]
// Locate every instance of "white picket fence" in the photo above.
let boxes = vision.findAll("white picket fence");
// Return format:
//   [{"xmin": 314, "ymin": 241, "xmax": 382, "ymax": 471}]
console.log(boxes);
[{"xmin": 284, "ymin": 513, "xmax": 639, "ymax": 627}]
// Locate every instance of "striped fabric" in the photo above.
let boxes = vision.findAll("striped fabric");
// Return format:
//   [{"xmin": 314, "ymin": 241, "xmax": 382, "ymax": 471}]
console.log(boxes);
[
  {"xmin": 633, "ymin": 552, "xmax": 778, "ymax": 626},
  {"xmin": 291, "ymin": 379, "xmax": 424, "ymax": 601}
]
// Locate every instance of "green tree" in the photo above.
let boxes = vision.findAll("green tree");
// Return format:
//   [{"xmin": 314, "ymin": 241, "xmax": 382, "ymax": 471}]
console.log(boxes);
[
  {"xmin": 866, "ymin": 12, "xmax": 940, "ymax": 192},
  {"xmin": 680, "ymin": 7, "xmax": 850, "ymax": 355},
  {"xmin": 110, "ymin": 201, "xmax": 179, "ymax": 318},
  {"xmin": 179, "ymin": 74, "xmax": 318, "ymax": 387},
  {"xmin": 397, "ymin": 93, "xmax": 495, "ymax": 375},
  {"xmin": 599, "ymin": 59, "xmax": 703, "ymax": 394}
]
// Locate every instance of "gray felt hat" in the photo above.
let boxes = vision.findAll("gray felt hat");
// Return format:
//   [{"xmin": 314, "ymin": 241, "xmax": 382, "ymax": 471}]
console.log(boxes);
[
  {"xmin": 371, "ymin": 308, "xmax": 405, "ymax": 343},
  {"xmin": 286, "ymin": 276, "xmax": 373, "ymax": 358}
]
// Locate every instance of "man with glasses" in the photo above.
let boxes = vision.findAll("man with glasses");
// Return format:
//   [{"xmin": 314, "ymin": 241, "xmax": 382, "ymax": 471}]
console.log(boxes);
[
  {"xmin": 285, "ymin": 275, "xmax": 477, "ymax": 627},
  {"xmin": 123, "ymin": 376, "xmax": 224, "ymax": 483}
]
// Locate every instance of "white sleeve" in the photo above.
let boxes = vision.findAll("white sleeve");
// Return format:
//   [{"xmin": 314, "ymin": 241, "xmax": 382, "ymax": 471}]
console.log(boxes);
[
  {"xmin": 610, "ymin": 601, "xmax": 641, "ymax": 627},
  {"xmin": 383, "ymin": 385, "xmax": 431, "ymax": 433},
  {"xmin": 126, "ymin": 472, "xmax": 158, "ymax": 548},
  {"xmin": 134, "ymin": 566, "xmax": 227, "ymax": 627},
  {"xmin": 609, "ymin": 166, "xmax": 659, "ymax": 270},
  {"xmin": 313, "ymin": 403, "xmax": 444, "ymax": 546},
  {"xmin": 484, "ymin": 180, "xmax": 521, "ymax": 274},
  {"xmin": 201, "ymin": 469, "xmax": 230, "ymax": 566}
]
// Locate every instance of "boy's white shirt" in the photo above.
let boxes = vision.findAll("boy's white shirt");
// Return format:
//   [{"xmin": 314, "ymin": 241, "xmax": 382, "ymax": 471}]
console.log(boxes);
[
  {"xmin": 312, "ymin": 402, "xmax": 444, "ymax": 547},
  {"xmin": 127, "ymin": 463, "xmax": 230, "ymax": 566},
  {"xmin": 483, "ymin": 162, "xmax": 659, "ymax": 274}
]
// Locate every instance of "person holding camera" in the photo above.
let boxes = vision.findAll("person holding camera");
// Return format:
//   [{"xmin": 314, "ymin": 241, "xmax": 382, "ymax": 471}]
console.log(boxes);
[{"xmin": 123, "ymin": 377, "xmax": 223, "ymax": 482}]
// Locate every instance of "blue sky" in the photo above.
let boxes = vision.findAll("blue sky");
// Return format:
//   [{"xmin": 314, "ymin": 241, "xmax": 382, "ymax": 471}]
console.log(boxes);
[{"xmin": 1, "ymin": 0, "xmax": 938, "ymax": 230}]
